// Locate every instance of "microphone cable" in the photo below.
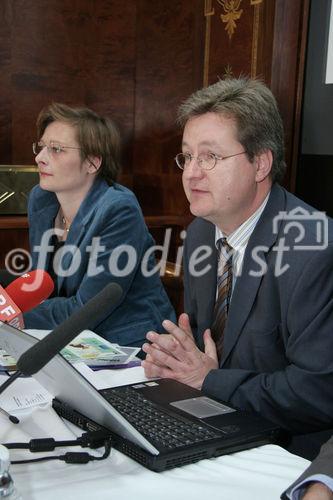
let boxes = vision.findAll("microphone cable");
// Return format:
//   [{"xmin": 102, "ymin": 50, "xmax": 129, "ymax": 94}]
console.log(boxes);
[{"xmin": 2, "ymin": 429, "xmax": 112, "ymax": 465}]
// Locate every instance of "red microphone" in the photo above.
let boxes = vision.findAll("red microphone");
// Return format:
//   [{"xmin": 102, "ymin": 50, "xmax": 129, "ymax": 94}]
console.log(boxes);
[
  {"xmin": 0, "ymin": 287, "xmax": 24, "ymax": 329},
  {"xmin": 6, "ymin": 270, "xmax": 54, "ymax": 312},
  {"xmin": 0, "ymin": 270, "xmax": 54, "ymax": 329}
]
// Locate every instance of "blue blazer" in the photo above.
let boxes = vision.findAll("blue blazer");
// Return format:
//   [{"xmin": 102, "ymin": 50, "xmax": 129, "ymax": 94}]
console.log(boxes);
[
  {"xmin": 183, "ymin": 184, "xmax": 333, "ymax": 436},
  {"xmin": 23, "ymin": 179, "xmax": 175, "ymax": 347}
]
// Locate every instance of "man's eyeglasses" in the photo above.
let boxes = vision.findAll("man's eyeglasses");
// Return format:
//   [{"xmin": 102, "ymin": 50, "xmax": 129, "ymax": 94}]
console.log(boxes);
[
  {"xmin": 32, "ymin": 141, "xmax": 81, "ymax": 156},
  {"xmin": 174, "ymin": 151, "xmax": 246, "ymax": 171}
]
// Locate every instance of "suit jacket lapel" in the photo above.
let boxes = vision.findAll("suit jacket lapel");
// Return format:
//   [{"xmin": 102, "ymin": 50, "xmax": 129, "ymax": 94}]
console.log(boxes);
[
  {"xmin": 56, "ymin": 179, "xmax": 109, "ymax": 292},
  {"xmin": 194, "ymin": 221, "xmax": 217, "ymax": 351},
  {"xmin": 31, "ymin": 203, "xmax": 58, "ymax": 271},
  {"xmin": 55, "ymin": 221, "xmax": 86, "ymax": 293},
  {"xmin": 220, "ymin": 184, "xmax": 287, "ymax": 366}
]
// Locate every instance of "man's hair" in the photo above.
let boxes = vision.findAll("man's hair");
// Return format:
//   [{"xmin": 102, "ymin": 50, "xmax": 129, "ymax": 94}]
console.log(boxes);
[
  {"xmin": 177, "ymin": 78, "xmax": 286, "ymax": 183},
  {"xmin": 36, "ymin": 103, "xmax": 121, "ymax": 185}
]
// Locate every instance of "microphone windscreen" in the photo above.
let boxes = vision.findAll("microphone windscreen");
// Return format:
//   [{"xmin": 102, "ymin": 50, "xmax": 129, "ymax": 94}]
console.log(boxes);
[
  {"xmin": 6, "ymin": 270, "xmax": 54, "ymax": 313},
  {"xmin": 17, "ymin": 282, "xmax": 123, "ymax": 376}
]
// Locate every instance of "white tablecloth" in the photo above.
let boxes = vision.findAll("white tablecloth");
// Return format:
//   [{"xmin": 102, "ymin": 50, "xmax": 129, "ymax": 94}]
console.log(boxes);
[
  {"xmin": 0, "ymin": 365, "xmax": 310, "ymax": 500},
  {"xmin": 1, "ymin": 404, "xmax": 310, "ymax": 500}
]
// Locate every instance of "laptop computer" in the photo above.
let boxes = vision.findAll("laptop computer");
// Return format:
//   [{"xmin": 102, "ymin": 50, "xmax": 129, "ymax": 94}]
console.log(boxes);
[{"xmin": 0, "ymin": 322, "xmax": 282, "ymax": 471}]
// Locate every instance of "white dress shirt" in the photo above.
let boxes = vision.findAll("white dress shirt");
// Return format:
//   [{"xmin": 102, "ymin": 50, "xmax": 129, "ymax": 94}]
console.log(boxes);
[
  {"xmin": 215, "ymin": 193, "xmax": 270, "ymax": 296},
  {"xmin": 288, "ymin": 474, "xmax": 333, "ymax": 499}
]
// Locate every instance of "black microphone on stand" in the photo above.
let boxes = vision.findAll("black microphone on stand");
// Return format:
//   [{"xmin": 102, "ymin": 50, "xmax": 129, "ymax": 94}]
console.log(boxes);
[{"xmin": 0, "ymin": 282, "xmax": 123, "ymax": 411}]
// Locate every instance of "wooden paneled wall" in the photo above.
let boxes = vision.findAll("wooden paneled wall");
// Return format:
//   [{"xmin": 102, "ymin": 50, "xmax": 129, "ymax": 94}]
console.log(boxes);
[
  {"xmin": 0, "ymin": 0, "xmax": 205, "ymax": 216},
  {"xmin": 0, "ymin": 1, "xmax": 309, "ymax": 207},
  {"xmin": 0, "ymin": 0, "xmax": 309, "ymax": 279}
]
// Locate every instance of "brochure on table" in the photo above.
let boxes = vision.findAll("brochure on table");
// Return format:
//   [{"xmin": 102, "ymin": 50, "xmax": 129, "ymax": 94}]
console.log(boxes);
[{"xmin": 0, "ymin": 329, "xmax": 141, "ymax": 372}]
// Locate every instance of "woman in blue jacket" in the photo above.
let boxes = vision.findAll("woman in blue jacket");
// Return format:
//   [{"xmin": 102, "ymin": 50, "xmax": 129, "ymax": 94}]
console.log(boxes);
[{"xmin": 23, "ymin": 103, "xmax": 175, "ymax": 347}]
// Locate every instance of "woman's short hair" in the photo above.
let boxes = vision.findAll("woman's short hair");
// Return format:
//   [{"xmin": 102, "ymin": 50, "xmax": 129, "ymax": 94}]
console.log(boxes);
[
  {"xmin": 177, "ymin": 77, "xmax": 286, "ymax": 184},
  {"xmin": 36, "ymin": 103, "xmax": 121, "ymax": 185}
]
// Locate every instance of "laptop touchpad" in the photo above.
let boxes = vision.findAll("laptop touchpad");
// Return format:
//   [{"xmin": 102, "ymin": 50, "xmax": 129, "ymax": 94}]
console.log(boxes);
[{"xmin": 170, "ymin": 397, "xmax": 235, "ymax": 419}]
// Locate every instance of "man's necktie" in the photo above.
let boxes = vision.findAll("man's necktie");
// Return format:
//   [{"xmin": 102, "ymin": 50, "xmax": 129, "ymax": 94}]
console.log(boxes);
[{"xmin": 211, "ymin": 238, "xmax": 233, "ymax": 360}]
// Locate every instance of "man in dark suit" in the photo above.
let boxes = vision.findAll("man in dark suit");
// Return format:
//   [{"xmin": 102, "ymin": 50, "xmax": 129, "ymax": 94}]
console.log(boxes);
[
  {"xmin": 142, "ymin": 77, "xmax": 333, "ymax": 458},
  {"xmin": 282, "ymin": 436, "xmax": 333, "ymax": 499}
]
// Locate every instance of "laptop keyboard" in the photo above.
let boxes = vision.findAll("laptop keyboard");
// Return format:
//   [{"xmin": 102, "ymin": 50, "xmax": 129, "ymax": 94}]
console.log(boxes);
[{"xmin": 100, "ymin": 386, "xmax": 222, "ymax": 449}]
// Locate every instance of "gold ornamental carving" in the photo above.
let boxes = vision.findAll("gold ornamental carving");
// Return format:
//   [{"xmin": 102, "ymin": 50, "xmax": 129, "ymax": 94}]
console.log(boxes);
[
  {"xmin": 251, "ymin": 0, "xmax": 264, "ymax": 77},
  {"xmin": 203, "ymin": 0, "xmax": 265, "ymax": 84},
  {"xmin": 217, "ymin": 0, "xmax": 243, "ymax": 40},
  {"xmin": 203, "ymin": 0, "xmax": 215, "ymax": 86},
  {"xmin": 223, "ymin": 64, "xmax": 234, "ymax": 79}
]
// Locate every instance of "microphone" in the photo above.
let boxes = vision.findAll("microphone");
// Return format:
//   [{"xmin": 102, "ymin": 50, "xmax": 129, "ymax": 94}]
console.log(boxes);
[
  {"xmin": 0, "ymin": 271, "xmax": 55, "ymax": 424},
  {"xmin": 0, "ymin": 270, "xmax": 54, "ymax": 330},
  {"xmin": 6, "ymin": 270, "xmax": 54, "ymax": 313},
  {"xmin": 0, "ymin": 406, "xmax": 19, "ymax": 424},
  {"xmin": 0, "ymin": 286, "xmax": 24, "ymax": 329},
  {"xmin": 0, "ymin": 282, "xmax": 123, "ymax": 411},
  {"xmin": 17, "ymin": 282, "xmax": 123, "ymax": 376}
]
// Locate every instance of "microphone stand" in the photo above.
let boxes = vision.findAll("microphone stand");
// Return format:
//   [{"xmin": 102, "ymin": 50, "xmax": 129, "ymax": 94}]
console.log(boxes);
[
  {"xmin": 0, "ymin": 371, "xmax": 22, "ymax": 396},
  {"xmin": 0, "ymin": 371, "xmax": 22, "ymax": 424},
  {"xmin": 0, "ymin": 406, "xmax": 19, "ymax": 424},
  {"xmin": 0, "ymin": 282, "xmax": 123, "ymax": 427}
]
